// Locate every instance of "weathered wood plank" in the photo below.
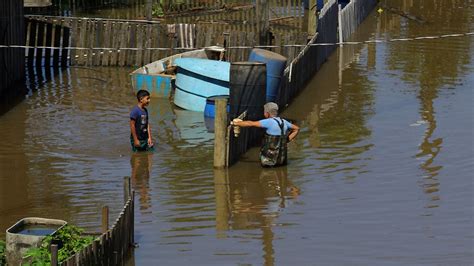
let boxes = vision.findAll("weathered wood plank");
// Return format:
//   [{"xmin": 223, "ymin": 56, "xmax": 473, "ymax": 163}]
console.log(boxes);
[
  {"xmin": 35, "ymin": 21, "xmax": 46, "ymax": 67},
  {"xmin": 135, "ymin": 24, "xmax": 144, "ymax": 66},
  {"xmin": 27, "ymin": 20, "xmax": 37, "ymax": 65},
  {"xmin": 118, "ymin": 22, "xmax": 129, "ymax": 67},
  {"xmin": 101, "ymin": 21, "xmax": 111, "ymax": 66},
  {"xmin": 109, "ymin": 22, "xmax": 120, "ymax": 66}
]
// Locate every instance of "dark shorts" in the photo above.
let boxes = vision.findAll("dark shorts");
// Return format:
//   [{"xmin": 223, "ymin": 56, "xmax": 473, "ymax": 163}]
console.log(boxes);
[{"xmin": 130, "ymin": 137, "xmax": 155, "ymax": 152}]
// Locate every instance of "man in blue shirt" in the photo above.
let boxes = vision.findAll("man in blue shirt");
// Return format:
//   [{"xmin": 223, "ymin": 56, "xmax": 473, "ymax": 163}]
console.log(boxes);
[{"xmin": 232, "ymin": 102, "xmax": 299, "ymax": 167}]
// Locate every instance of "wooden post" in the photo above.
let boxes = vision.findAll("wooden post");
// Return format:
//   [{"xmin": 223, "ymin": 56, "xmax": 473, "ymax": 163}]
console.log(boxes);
[
  {"xmin": 131, "ymin": 190, "xmax": 135, "ymax": 245},
  {"xmin": 213, "ymin": 98, "xmax": 228, "ymax": 168},
  {"xmin": 101, "ymin": 206, "xmax": 109, "ymax": 233},
  {"xmin": 123, "ymin": 176, "xmax": 131, "ymax": 203},
  {"xmin": 51, "ymin": 244, "xmax": 58, "ymax": 266}
]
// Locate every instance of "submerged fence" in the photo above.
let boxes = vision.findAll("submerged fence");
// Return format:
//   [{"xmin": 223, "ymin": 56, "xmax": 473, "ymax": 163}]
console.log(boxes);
[
  {"xmin": 25, "ymin": 17, "xmax": 70, "ymax": 67},
  {"xmin": 58, "ymin": 177, "xmax": 135, "ymax": 265},
  {"xmin": 223, "ymin": 0, "xmax": 377, "ymax": 167},
  {"xmin": 277, "ymin": 0, "xmax": 338, "ymax": 106}
]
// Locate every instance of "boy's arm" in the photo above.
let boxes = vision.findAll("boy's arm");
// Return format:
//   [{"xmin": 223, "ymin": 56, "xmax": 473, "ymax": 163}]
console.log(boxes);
[{"xmin": 130, "ymin": 120, "xmax": 140, "ymax": 147}]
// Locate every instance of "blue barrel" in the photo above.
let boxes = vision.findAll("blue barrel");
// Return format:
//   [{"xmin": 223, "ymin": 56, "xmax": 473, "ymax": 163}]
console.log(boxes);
[
  {"xmin": 204, "ymin": 95, "xmax": 230, "ymax": 118},
  {"xmin": 204, "ymin": 116, "xmax": 215, "ymax": 133},
  {"xmin": 248, "ymin": 48, "xmax": 287, "ymax": 102}
]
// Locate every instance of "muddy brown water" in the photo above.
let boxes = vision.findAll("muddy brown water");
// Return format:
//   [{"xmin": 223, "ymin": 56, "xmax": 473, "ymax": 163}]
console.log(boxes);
[{"xmin": 1, "ymin": 0, "xmax": 473, "ymax": 265}]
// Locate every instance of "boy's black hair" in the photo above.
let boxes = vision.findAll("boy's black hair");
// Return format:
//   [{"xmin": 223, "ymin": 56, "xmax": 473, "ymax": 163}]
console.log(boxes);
[{"xmin": 137, "ymin": 90, "xmax": 150, "ymax": 101}]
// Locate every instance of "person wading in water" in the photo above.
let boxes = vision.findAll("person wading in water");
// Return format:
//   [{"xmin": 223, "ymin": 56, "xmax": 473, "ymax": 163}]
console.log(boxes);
[{"xmin": 231, "ymin": 102, "xmax": 300, "ymax": 167}]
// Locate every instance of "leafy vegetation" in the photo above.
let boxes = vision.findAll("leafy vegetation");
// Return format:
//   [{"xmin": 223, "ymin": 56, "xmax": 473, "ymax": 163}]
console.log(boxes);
[
  {"xmin": 152, "ymin": 0, "xmax": 188, "ymax": 17},
  {"xmin": 22, "ymin": 225, "xmax": 94, "ymax": 265},
  {"xmin": 0, "ymin": 240, "xmax": 6, "ymax": 266}
]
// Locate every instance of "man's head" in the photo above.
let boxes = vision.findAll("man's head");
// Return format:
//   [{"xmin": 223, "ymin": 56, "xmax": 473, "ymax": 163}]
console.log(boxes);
[
  {"xmin": 137, "ymin": 90, "xmax": 151, "ymax": 106},
  {"xmin": 263, "ymin": 102, "xmax": 279, "ymax": 118}
]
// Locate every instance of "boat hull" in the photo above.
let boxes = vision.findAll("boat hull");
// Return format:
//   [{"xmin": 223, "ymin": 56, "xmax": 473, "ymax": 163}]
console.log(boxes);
[
  {"xmin": 173, "ymin": 58, "xmax": 230, "ymax": 112},
  {"xmin": 131, "ymin": 73, "xmax": 173, "ymax": 98},
  {"xmin": 130, "ymin": 47, "xmax": 225, "ymax": 98}
]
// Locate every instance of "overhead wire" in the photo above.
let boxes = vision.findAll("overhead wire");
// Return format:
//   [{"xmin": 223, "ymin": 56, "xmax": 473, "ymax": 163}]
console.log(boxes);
[{"xmin": 0, "ymin": 32, "xmax": 472, "ymax": 53}]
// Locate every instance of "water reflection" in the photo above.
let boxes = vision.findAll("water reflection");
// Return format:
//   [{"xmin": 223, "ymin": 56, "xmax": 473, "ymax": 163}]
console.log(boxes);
[
  {"xmin": 382, "ymin": 0, "xmax": 473, "ymax": 209},
  {"xmin": 286, "ymin": 15, "xmax": 377, "ymax": 180},
  {"xmin": 131, "ymin": 153, "xmax": 152, "ymax": 212},
  {"xmin": 214, "ymin": 164, "xmax": 300, "ymax": 264}
]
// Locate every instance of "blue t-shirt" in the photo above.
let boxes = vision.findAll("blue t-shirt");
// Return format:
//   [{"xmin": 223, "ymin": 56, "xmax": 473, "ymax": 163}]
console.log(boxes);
[
  {"xmin": 259, "ymin": 117, "xmax": 292, "ymax": 136},
  {"xmin": 130, "ymin": 105, "xmax": 149, "ymax": 140}
]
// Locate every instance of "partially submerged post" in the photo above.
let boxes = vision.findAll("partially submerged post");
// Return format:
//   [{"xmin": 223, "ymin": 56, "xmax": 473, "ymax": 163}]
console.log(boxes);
[
  {"xmin": 123, "ymin": 176, "xmax": 131, "ymax": 204},
  {"xmin": 101, "ymin": 206, "xmax": 109, "ymax": 233},
  {"xmin": 213, "ymin": 98, "xmax": 228, "ymax": 169}
]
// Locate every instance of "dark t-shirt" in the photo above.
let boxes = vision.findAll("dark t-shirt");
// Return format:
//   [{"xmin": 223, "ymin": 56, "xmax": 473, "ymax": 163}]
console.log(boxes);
[{"xmin": 130, "ymin": 105, "xmax": 149, "ymax": 141}]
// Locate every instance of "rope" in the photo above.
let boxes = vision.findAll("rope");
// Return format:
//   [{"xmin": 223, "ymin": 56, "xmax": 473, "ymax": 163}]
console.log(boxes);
[{"xmin": 0, "ymin": 32, "xmax": 472, "ymax": 52}]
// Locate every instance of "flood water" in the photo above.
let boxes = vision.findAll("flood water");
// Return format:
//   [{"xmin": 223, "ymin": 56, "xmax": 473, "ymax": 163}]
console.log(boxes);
[{"xmin": 1, "ymin": 0, "xmax": 473, "ymax": 265}]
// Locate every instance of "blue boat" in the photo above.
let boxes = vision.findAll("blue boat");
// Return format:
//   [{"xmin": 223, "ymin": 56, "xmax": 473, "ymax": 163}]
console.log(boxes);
[
  {"xmin": 130, "ymin": 46, "xmax": 225, "ymax": 98},
  {"xmin": 173, "ymin": 58, "xmax": 230, "ymax": 112}
]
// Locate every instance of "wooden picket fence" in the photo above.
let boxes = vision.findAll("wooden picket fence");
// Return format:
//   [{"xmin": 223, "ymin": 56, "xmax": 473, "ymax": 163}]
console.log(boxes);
[
  {"xmin": 25, "ymin": 16, "xmax": 70, "ymax": 67},
  {"xmin": 24, "ymin": 13, "xmax": 308, "ymax": 67},
  {"xmin": 58, "ymin": 177, "xmax": 135, "ymax": 266}
]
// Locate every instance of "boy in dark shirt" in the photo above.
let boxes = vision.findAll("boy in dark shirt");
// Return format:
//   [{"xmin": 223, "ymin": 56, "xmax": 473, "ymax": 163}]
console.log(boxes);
[{"xmin": 130, "ymin": 90, "xmax": 154, "ymax": 152}]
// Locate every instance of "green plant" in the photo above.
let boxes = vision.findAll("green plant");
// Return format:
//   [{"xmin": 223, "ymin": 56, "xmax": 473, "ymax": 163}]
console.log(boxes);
[
  {"xmin": 152, "ymin": 3, "xmax": 165, "ymax": 17},
  {"xmin": 22, "ymin": 225, "xmax": 94, "ymax": 265},
  {"xmin": 0, "ymin": 240, "xmax": 6, "ymax": 266}
]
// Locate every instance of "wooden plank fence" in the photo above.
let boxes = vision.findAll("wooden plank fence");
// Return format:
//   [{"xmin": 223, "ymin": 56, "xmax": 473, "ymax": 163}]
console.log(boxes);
[
  {"xmin": 24, "ymin": 14, "xmax": 308, "ymax": 67},
  {"xmin": 25, "ymin": 17, "xmax": 70, "ymax": 67},
  {"xmin": 58, "ymin": 177, "xmax": 135, "ymax": 266}
]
